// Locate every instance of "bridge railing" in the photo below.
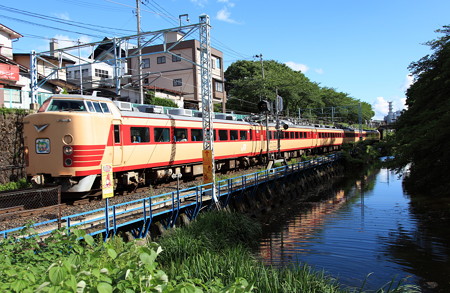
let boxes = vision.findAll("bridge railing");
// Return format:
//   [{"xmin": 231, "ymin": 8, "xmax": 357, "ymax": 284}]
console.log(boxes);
[{"xmin": 0, "ymin": 153, "xmax": 340, "ymax": 239}]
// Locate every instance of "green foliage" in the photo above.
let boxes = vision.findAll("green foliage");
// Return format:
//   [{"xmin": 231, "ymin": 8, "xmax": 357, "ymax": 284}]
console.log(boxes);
[
  {"xmin": 144, "ymin": 90, "xmax": 178, "ymax": 108},
  {"xmin": 0, "ymin": 107, "xmax": 29, "ymax": 115},
  {"xmin": 0, "ymin": 178, "xmax": 31, "ymax": 192},
  {"xmin": 392, "ymin": 25, "xmax": 450, "ymax": 196},
  {"xmin": 224, "ymin": 60, "xmax": 374, "ymax": 122},
  {"xmin": 0, "ymin": 227, "xmax": 246, "ymax": 292},
  {"xmin": 157, "ymin": 211, "xmax": 345, "ymax": 293}
]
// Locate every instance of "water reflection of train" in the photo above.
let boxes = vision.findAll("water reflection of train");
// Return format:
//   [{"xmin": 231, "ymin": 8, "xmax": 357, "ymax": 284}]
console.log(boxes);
[{"xmin": 23, "ymin": 94, "xmax": 380, "ymax": 194}]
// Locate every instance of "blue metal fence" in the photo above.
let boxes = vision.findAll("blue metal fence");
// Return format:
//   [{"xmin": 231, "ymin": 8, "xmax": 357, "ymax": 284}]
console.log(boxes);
[{"xmin": 0, "ymin": 154, "xmax": 340, "ymax": 239}]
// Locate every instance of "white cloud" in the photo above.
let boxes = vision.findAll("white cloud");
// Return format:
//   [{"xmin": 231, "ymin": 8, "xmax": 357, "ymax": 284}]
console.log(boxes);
[
  {"xmin": 191, "ymin": 0, "xmax": 208, "ymax": 7},
  {"xmin": 216, "ymin": 7, "xmax": 239, "ymax": 24},
  {"xmin": 315, "ymin": 68, "xmax": 324, "ymax": 74},
  {"xmin": 373, "ymin": 96, "xmax": 389, "ymax": 120},
  {"xmin": 285, "ymin": 61, "xmax": 309, "ymax": 73},
  {"xmin": 372, "ymin": 96, "xmax": 408, "ymax": 120},
  {"xmin": 401, "ymin": 74, "xmax": 414, "ymax": 92},
  {"xmin": 54, "ymin": 12, "xmax": 70, "ymax": 21},
  {"xmin": 50, "ymin": 34, "xmax": 93, "ymax": 60}
]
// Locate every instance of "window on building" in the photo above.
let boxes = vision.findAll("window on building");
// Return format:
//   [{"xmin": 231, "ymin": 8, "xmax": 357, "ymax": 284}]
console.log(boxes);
[
  {"xmin": 173, "ymin": 78, "xmax": 182, "ymax": 86},
  {"xmin": 67, "ymin": 71, "xmax": 72, "ymax": 79},
  {"xmin": 131, "ymin": 127, "xmax": 150, "ymax": 143},
  {"xmin": 144, "ymin": 78, "xmax": 149, "ymax": 85},
  {"xmin": 142, "ymin": 58, "xmax": 150, "ymax": 68},
  {"xmin": 157, "ymin": 56, "xmax": 166, "ymax": 64},
  {"xmin": 154, "ymin": 128, "xmax": 170, "ymax": 142},
  {"xmin": 214, "ymin": 81, "xmax": 223, "ymax": 92},
  {"xmin": 95, "ymin": 69, "xmax": 109, "ymax": 78},
  {"xmin": 216, "ymin": 58, "xmax": 221, "ymax": 69},
  {"xmin": 172, "ymin": 54, "xmax": 181, "ymax": 62},
  {"xmin": 81, "ymin": 68, "xmax": 89, "ymax": 76}
]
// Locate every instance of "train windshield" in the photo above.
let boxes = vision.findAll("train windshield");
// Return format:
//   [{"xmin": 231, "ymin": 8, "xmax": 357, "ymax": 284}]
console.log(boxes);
[{"xmin": 46, "ymin": 99, "xmax": 87, "ymax": 112}]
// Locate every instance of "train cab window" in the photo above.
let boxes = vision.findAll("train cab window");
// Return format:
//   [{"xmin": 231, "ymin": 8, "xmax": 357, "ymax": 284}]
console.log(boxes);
[
  {"xmin": 130, "ymin": 127, "xmax": 150, "ymax": 143},
  {"xmin": 290, "ymin": 132, "xmax": 295, "ymax": 139},
  {"xmin": 114, "ymin": 125, "xmax": 120, "ymax": 143},
  {"xmin": 174, "ymin": 128, "xmax": 188, "ymax": 142},
  {"xmin": 230, "ymin": 130, "xmax": 238, "ymax": 141},
  {"xmin": 218, "ymin": 130, "xmax": 228, "ymax": 141},
  {"xmin": 100, "ymin": 102, "xmax": 110, "ymax": 113},
  {"xmin": 239, "ymin": 130, "xmax": 248, "ymax": 140},
  {"xmin": 191, "ymin": 129, "xmax": 203, "ymax": 141},
  {"xmin": 86, "ymin": 101, "xmax": 95, "ymax": 112},
  {"xmin": 47, "ymin": 99, "xmax": 87, "ymax": 112},
  {"xmin": 155, "ymin": 128, "xmax": 170, "ymax": 142},
  {"xmin": 93, "ymin": 102, "xmax": 103, "ymax": 113}
]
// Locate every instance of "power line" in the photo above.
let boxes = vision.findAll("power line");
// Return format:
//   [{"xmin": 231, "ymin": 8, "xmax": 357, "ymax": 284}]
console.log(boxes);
[{"xmin": 0, "ymin": 4, "xmax": 134, "ymax": 35}]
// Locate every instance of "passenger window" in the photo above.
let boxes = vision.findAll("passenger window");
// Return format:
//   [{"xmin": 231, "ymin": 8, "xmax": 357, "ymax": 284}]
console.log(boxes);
[
  {"xmin": 239, "ymin": 130, "xmax": 247, "ymax": 140},
  {"xmin": 191, "ymin": 129, "xmax": 203, "ymax": 141},
  {"xmin": 155, "ymin": 128, "xmax": 170, "ymax": 142},
  {"xmin": 230, "ymin": 130, "xmax": 238, "ymax": 141},
  {"xmin": 218, "ymin": 130, "xmax": 228, "ymax": 141},
  {"xmin": 174, "ymin": 128, "xmax": 188, "ymax": 142},
  {"xmin": 131, "ymin": 127, "xmax": 150, "ymax": 143}
]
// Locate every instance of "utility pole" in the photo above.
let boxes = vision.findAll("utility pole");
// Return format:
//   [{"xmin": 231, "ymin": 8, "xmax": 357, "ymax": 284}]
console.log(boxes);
[{"xmin": 136, "ymin": 0, "xmax": 144, "ymax": 104}]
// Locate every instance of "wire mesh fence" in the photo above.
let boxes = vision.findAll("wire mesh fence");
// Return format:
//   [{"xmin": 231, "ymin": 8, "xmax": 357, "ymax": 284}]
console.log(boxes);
[{"xmin": 0, "ymin": 186, "xmax": 61, "ymax": 232}]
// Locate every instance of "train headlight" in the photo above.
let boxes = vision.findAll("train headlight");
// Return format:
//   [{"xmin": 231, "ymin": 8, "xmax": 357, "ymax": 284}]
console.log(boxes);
[
  {"xmin": 64, "ymin": 158, "xmax": 73, "ymax": 166},
  {"xmin": 63, "ymin": 145, "xmax": 73, "ymax": 155},
  {"xmin": 63, "ymin": 134, "xmax": 73, "ymax": 144},
  {"xmin": 24, "ymin": 147, "xmax": 29, "ymax": 166}
]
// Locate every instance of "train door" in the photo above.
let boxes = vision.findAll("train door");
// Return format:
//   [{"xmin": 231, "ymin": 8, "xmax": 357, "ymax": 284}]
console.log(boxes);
[
  {"xmin": 253, "ymin": 126, "xmax": 261, "ymax": 154},
  {"xmin": 112, "ymin": 120, "xmax": 123, "ymax": 166}
]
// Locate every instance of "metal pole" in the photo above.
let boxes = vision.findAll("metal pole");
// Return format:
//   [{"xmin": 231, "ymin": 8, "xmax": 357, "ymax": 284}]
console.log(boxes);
[
  {"xmin": 199, "ymin": 15, "xmax": 219, "ymax": 206},
  {"xmin": 358, "ymin": 102, "xmax": 363, "ymax": 140},
  {"xmin": 78, "ymin": 40, "xmax": 83, "ymax": 95},
  {"xmin": 136, "ymin": 0, "xmax": 144, "ymax": 104}
]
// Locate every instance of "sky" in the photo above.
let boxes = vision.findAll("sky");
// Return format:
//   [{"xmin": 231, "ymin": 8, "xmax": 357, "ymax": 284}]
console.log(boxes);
[{"xmin": 1, "ymin": 0, "xmax": 449, "ymax": 119}]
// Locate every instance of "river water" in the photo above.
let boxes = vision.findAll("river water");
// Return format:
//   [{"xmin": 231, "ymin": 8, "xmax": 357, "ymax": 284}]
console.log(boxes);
[{"xmin": 258, "ymin": 166, "xmax": 450, "ymax": 292}]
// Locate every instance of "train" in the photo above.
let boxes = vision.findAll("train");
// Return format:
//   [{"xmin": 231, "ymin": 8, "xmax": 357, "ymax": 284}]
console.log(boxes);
[{"xmin": 22, "ymin": 94, "xmax": 380, "ymax": 194}]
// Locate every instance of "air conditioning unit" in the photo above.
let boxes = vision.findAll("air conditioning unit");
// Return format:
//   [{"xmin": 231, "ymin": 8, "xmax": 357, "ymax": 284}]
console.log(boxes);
[
  {"xmin": 113, "ymin": 101, "xmax": 133, "ymax": 111},
  {"xmin": 168, "ymin": 109, "xmax": 193, "ymax": 116}
]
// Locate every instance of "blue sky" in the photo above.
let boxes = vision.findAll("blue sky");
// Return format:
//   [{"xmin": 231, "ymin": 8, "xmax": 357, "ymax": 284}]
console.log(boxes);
[{"xmin": 1, "ymin": 0, "xmax": 449, "ymax": 119}]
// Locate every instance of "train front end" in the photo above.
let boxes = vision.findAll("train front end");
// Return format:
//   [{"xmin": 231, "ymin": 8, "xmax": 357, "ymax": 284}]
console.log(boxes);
[{"xmin": 23, "ymin": 95, "xmax": 119, "ymax": 193}]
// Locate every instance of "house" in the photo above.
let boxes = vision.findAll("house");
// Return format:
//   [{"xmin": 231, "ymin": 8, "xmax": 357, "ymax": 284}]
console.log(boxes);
[
  {"xmin": 0, "ymin": 24, "xmax": 25, "ymax": 108},
  {"xmin": 1, "ymin": 24, "xmax": 77, "ymax": 108},
  {"xmin": 66, "ymin": 38, "xmax": 127, "ymax": 97},
  {"xmin": 123, "ymin": 31, "xmax": 226, "ymax": 109}
]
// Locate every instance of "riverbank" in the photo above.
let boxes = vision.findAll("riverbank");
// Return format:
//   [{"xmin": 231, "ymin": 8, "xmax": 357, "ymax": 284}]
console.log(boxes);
[{"xmin": 156, "ymin": 210, "xmax": 420, "ymax": 292}]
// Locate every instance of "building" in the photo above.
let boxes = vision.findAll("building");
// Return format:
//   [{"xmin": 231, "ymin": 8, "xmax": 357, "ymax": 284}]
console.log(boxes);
[
  {"xmin": 124, "ymin": 32, "xmax": 226, "ymax": 109},
  {"xmin": 0, "ymin": 24, "xmax": 25, "ymax": 108},
  {"xmin": 66, "ymin": 38, "xmax": 127, "ymax": 97},
  {"xmin": 384, "ymin": 101, "xmax": 402, "ymax": 124}
]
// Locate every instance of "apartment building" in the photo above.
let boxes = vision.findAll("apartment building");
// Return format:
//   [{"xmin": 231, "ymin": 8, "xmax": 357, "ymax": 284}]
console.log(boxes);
[{"xmin": 124, "ymin": 32, "xmax": 226, "ymax": 109}]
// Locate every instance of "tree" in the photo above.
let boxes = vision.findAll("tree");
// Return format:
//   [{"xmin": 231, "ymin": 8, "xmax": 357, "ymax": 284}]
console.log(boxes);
[
  {"xmin": 393, "ymin": 25, "xmax": 450, "ymax": 196},
  {"xmin": 225, "ymin": 60, "xmax": 374, "ymax": 123}
]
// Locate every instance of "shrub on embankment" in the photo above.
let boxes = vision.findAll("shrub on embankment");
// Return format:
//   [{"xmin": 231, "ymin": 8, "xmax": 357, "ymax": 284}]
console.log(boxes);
[
  {"xmin": 0, "ymin": 226, "xmax": 249, "ymax": 292},
  {"xmin": 157, "ymin": 211, "xmax": 345, "ymax": 293}
]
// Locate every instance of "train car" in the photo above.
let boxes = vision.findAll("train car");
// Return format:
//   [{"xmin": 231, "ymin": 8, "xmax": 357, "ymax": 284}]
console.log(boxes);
[{"xmin": 23, "ymin": 94, "xmax": 374, "ymax": 194}]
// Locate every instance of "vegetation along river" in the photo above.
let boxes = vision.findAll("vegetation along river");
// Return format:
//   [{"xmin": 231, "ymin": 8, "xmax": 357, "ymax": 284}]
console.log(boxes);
[{"xmin": 257, "ymin": 165, "xmax": 450, "ymax": 292}]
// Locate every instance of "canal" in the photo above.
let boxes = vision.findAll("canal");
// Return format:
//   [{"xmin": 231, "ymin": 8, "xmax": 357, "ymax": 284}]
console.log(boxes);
[{"xmin": 258, "ymin": 165, "xmax": 450, "ymax": 292}]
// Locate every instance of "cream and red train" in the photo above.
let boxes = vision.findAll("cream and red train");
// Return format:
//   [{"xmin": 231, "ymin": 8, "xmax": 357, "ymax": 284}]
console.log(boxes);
[{"xmin": 23, "ymin": 94, "xmax": 379, "ymax": 194}]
